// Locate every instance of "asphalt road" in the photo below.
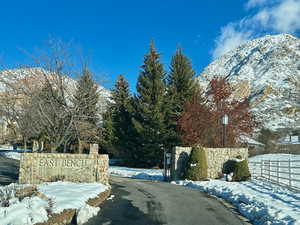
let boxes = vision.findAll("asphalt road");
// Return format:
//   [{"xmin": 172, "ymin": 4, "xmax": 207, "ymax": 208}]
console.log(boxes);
[
  {"xmin": 0, "ymin": 155, "xmax": 19, "ymax": 185},
  {"xmin": 84, "ymin": 177, "xmax": 244, "ymax": 225},
  {"xmin": 0, "ymin": 157, "xmax": 246, "ymax": 225}
]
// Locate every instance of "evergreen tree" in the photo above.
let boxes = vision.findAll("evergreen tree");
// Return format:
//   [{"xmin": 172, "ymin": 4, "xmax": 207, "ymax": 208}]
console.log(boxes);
[
  {"xmin": 185, "ymin": 146, "xmax": 208, "ymax": 181},
  {"xmin": 133, "ymin": 41, "xmax": 167, "ymax": 167},
  {"xmin": 165, "ymin": 48, "xmax": 197, "ymax": 147},
  {"xmin": 72, "ymin": 67, "xmax": 100, "ymax": 151},
  {"xmin": 102, "ymin": 75, "xmax": 137, "ymax": 164},
  {"xmin": 101, "ymin": 107, "xmax": 117, "ymax": 155},
  {"xmin": 111, "ymin": 75, "xmax": 133, "ymax": 158},
  {"xmin": 73, "ymin": 67, "xmax": 99, "ymax": 124},
  {"xmin": 167, "ymin": 47, "xmax": 196, "ymax": 107}
]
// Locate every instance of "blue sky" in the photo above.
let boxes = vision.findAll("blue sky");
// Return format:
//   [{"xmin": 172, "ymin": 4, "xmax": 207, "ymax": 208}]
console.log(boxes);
[{"xmin": 1, "ymin": 0, "xmax": 300, "ymax": 92}]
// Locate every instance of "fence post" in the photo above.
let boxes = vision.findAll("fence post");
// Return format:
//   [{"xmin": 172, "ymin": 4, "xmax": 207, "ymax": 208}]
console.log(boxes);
[
  {"xmin": 268, "ymin": 159, "xmax": 271, "ymax": 181},
  {"xmin": 261, "ymin": 160, "xmax": 264, "ymax": 178},
  {"xmin": 277, "ymin": 160, "xmax": 279, "ymax": 184},
  {"xmin": 288, "ymin": 158, "xmax": 292, "ymax": 187}
]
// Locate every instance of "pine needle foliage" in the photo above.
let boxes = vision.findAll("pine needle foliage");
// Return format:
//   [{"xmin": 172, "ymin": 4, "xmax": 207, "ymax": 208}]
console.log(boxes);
[
  {"xmin": 233, "ymin": 160, "xmax": 251, "ymax": 181},
  {"xmin": 133, "ymin": 41, "xmax": 167, "ymax": 167},
  {"xmin": 73, "ymin": 67, "xmax": 99, "ymax": 124},
  {"xmin": 103, "ymin": 75, "xmax": 135, "ymax": 160},
  {"xmin": 165, "ymin": 48, "xmax": 197, "ymax": 148},
  {"xmin": 185, "ymin": 146, "xmax": 208, "ymax": 181}
]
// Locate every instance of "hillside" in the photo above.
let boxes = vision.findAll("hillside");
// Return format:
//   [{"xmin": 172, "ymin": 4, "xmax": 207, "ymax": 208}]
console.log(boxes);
[
  {"xmin": 0, "ymin": 67, "xmax": 111, "ymax": 120},
  {"xmin": 197, "ymin": 34, "xmax": 300, "ymax": 131}
]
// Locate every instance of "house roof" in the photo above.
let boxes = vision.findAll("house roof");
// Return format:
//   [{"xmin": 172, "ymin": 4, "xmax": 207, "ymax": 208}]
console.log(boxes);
[{"xmin": 239, "ymin": 135, "xmax": 265, "ymax": 146}]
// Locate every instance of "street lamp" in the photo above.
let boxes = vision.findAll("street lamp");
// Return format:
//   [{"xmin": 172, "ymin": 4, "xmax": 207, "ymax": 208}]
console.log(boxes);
[{"xmin": 222, "ymin": 114, "xmax": 228, "ymax": 147}]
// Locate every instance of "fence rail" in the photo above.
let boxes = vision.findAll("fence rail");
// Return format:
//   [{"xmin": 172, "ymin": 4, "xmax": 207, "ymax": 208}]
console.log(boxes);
[{"xmin": 249, "ymin": 159, "xmax": 300, "ymax": 191}]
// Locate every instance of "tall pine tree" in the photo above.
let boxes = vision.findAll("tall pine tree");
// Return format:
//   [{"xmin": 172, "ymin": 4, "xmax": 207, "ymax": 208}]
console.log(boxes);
[
  {"xmin": 102, "ymin": 75, "xmax": 139, "ymax": 165},
  {"xmin": 73, "ymin": 67, "xmax": 99, "ymax": 124},
  {"xmin": 133, "ymin": 41, "xmax": 167, "ymax": 167},
  {"xmin": 165, "ymin": 48, "xmax": 197, "ymax": 146},
  {"xmin": 72, "ymin": 67, "xmax": 100, "ymax": 152}
]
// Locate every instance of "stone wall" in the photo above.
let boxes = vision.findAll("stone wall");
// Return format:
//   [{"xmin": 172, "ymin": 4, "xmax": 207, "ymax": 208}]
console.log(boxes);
[
  {"xmin": 19, "ymin": 153, "xmax": 109, "ymax": 185},
  {"xmin": 171, "ymin": 146, "xmax": 248, "ymax": 180}
]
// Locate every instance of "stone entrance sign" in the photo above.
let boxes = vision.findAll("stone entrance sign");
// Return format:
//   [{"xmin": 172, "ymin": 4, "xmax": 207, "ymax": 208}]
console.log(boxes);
[
  {"xmin": 19, "ymin": 153, "xmax": 109, "ymax": 185},
  {"xmin": 90, "ymin": 144, "xmax": 99, "ymax": 154},
  {"xmin": 171, "ymin": 146, "xmax": 248, "ymax": 180}
]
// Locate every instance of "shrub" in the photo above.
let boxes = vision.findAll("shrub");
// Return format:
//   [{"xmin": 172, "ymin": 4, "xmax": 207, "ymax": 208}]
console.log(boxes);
[
  {"xmin": 222, "ymin": 159, "xmax": 251, "ymax": 182},
  {"xmin": 233, "ymin": 160, "xmax": 251, "ymax": 181},
  {"xmin": 235, "ymin": 155, "xmax": 242, "ymax": 159},
  {"xmin": 222, "ymin": 160, "xmax": 236, "ymax": 174},
  {"xmin": 185, "ymin": 146, "xmax": 208, "ymax": 181}
]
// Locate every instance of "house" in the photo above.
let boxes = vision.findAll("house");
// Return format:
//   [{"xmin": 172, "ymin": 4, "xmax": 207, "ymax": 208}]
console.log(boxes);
[
  {"xmin": 278, "ymin": 135, "xmax": 300, "ymax": 154},
  {"xmin": 239, "ymin": 135, "xmax": 265, "ymax": 156}
]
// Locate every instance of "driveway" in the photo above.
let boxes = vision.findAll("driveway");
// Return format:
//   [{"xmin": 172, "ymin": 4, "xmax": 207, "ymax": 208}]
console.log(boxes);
[
  {"xmin": 0, "ymin": 155, "xmax": 19, "ymax": 185},
  {"xmin": 84, "ymin": 176, "xmax": 245, "ymax": 225}
]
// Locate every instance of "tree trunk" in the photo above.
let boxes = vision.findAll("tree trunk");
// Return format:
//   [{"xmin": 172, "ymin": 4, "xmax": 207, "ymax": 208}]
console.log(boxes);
[
  {"xmin": 39, "ymin": 141, "xmax": 44, "ymax": 152},
  {"xmin": 32, "ymin": 140, "xmax": 39, "ymax": 152},
  {"xmin": 50, "ymin": 142, "xmax": 57, "ymax": 153},
  {"xmin": 78, "ymin": 139, "xmax": 83, "ymax": 154},
  {"xmin": 23, "ymin": 137, "xmax": 27, "ymax": 150},
  {"xmin": 63, "ymin": 141, "xmax": 67, "ymax": 153}
]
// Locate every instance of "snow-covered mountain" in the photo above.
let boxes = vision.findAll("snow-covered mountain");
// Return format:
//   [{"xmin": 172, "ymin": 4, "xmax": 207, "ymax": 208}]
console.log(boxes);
[
  {"xmin": 197, "ymin": 34, "xmax": 300, "ymax": 131},
  {"xmin": 0, "ymin": 67, "xmax": 111, "ymax": 118}
]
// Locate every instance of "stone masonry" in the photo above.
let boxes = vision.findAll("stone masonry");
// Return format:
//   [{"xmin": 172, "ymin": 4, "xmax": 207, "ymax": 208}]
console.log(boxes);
[
  {"xmin": 89, "ymin": 144, "xmax": 99, "ymax": 155},
  {"xmin": 171, "ymin": 146, "xmax": 248, "ymax": 180},
  {"xmin": 19, "ymin": 153, "xmax": 109, "ymax": 185}
]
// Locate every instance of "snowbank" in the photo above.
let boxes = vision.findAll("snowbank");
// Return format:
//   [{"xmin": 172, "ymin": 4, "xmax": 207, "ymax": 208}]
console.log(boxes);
[
  {"xmin": 249, "ymin": 154, "xmax": 300, "ymax": 189},
  {"xmin": 173, "ymin": 179, "xmax": 300, "ymax": 225},
  {"xmin": 76, "ymin": 204, "xmax": 100, "ymax": 225},
  {"xmin": 0, "ymin": 182, "xmax": 109, "ymax": 225},
  {"xmin": 37, "ymin": 181, "xmax": 108, "ymax": 213},
  {"xmin": 0, "ymin": 183, "xmax": 49, "ymax": 225},
  {"xmin": 37, "ymin": 181, "xmax": 108, "ymax": 214},
  {"xmin": 0, "ymin": 150, "xmax": 31, "ymax": 161},
  {"xmin": 0, "ymin": 152, "xmax": 22, "ymax": 160},
  {"xmin": 109, "ymin": 166, "xmax": 164, "ymax": 181},
  {"xmin": 249, "ymin": 153, "xmax": 300, "ymax": 162}
]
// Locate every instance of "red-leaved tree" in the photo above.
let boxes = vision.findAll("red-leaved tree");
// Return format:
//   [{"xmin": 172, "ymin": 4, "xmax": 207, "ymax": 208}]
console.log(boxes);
[{"xmin": 178, "ymin": 77, "xmax": 257, "ymax": 147}]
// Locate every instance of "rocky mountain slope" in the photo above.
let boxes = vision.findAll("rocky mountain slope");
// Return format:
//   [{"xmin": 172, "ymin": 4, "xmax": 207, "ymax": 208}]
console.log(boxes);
[
  {"xmin": 0, "ymin": 67, "xmax": 111, "ymax": 120},
  {"xmin": 197, "ymin": 34, "xmax": 300, "ymax": 131}
]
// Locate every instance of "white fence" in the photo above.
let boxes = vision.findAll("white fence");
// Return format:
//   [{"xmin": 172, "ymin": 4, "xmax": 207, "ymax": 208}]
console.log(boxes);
[{"xmin": 249, "ymin": 159, "xmax": 300, "ymax": 191}]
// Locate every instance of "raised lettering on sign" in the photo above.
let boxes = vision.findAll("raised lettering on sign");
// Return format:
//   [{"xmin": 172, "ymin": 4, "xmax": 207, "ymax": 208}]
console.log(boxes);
[
  {"xmin": 39, "ymin": 158, "xmax": 91, "ymax": 168},
  {"xmin": 19, "ymin": 153, "xmax": 109, "ymax": 185}
]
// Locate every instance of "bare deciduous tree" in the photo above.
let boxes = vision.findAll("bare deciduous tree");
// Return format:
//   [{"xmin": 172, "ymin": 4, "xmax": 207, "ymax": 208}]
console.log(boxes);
[{"xmin": 0, "ymin": 40, "xmax": 103, "ymax": 153}]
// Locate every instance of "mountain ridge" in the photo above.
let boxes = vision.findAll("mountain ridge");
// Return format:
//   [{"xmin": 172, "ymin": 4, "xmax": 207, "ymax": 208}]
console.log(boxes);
[{"xmin": 197, "ymin": 34, "xmax": 300, "ymax": 131}]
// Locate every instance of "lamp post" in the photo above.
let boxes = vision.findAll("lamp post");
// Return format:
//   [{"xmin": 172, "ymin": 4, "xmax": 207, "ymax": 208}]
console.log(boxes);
[{"xmin": 222, "ymin": 114, "xmax": 228, "ymax": 147}]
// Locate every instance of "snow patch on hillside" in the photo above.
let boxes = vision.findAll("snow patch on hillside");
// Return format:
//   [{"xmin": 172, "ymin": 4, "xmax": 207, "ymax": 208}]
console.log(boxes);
[{"xmin": 198, "ymin": 34, "xmax": 300, "ymax": 130}]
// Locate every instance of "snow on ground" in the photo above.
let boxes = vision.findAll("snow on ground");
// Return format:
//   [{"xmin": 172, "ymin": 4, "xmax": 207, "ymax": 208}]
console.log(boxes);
[
  {"xmin": 249, "ymin": 153, "xmax": 300, "ymax": 162},
  {"xmin": 173, "ymin": 179, "xmax": 300, "ymax": 225},
  {"xmin": 0, "ymin": 182, "xmax": 109, "ymax": 225},
  {"xmin": 109, "ymin": 166, "xmax": 164, "ymax": 181},
  {"xmin": 37, "ymin": 181, "xmax": 108, "ymax": 214},
  {"xmin": 0, "ymin": 183, "xmax": 49, "ymax": 225},
  {"xmin": 109, "ymin": 155, "xmax": 300, "ymax": 225},
  {"xmin": 3, "ymin": 151, "xmax": 300, "ymax": 224},
  {"xmin": 0, "ymin": 149, "xmax": 31, "ymax": 161},
  {"xmin": 1, "ymin": 152, "xmax": 164, "ymax": 181},
  {"xmin": 249, "ymin": 154, "xmax": 300, "ymax": 189},
  {"xmin": 76, "ymin": 204, "xmax": 100, "ymax": 225}
]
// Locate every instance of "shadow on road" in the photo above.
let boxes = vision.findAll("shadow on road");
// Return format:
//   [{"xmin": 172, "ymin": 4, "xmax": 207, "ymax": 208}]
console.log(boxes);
[
  {"xmin": 82, "ymin": 182, "xmax": 164, "ymax": 225},
  {"xmin": 0, "ymin": 156, "xmax": 20, "ymax": 185}
]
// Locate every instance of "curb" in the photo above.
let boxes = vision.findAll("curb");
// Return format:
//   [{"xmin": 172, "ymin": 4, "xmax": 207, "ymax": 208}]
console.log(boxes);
[{"xmin": 35, "ymin": 188, "xmax": 111, "ymax": 225}]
